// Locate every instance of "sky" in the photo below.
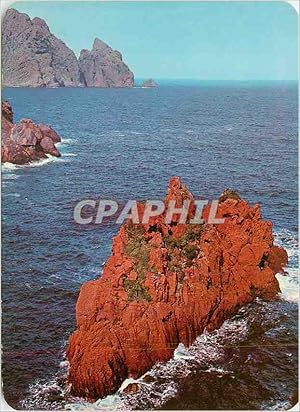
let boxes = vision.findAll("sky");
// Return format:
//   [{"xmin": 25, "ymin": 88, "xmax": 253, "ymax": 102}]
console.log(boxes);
[{"xmin": 12, "ymin": 1, "xmax": 298, "ymax": 80}]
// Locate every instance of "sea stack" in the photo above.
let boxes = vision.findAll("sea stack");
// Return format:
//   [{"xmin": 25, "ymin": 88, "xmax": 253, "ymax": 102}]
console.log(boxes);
[
  {"xmin": 1, "ymin": 101, "xmax": 61, "ymax": 164},
  {"xmin": 78, "ymin": 38, "xmax": 134, "ymax": 87},
  {"xmin": 142, "ymin": 79, "xmax": 157, "ymax": 87},
  {"xmin": 67, "ymin": 177, "xmax": 287, "ymax": 399}
]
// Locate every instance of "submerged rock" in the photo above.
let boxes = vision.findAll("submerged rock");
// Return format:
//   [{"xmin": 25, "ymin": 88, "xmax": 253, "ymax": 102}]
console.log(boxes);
[
  {"xmin": 67, "ymin": 177, "xmax": 287, "ymax": 399},
  {"xmin": 1, "ymin": 101, "xmax": 61, "ymax": 164},
  {"xmin": 122, "ymin": 382, "xmax": 139, "ymax": 394},
  {"xmin": 79, "ymin": 38, "xmax": 134, "ymax": 87}
]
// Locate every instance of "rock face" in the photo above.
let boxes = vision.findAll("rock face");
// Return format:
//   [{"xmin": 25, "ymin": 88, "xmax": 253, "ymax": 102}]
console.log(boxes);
[
  {"xmin": 2, "ymin": 9, "xmax": 81, "ymax": 87},
  {"xmin": 67, "ymin": 177, "xmax": 287, "ymax": 399},
  {"xmin": 2, "ymin": 9, "xmax": 134, "ymax": 88},
  {"xmin": 79, "ymin": 38, "xmax": 134, "ymax": 87},
  {"xmin": 1, "ymin": 101, "xmax": 61, "ymax": 164},
  {"xmin": 142, "ymin": 78, "xmax": 157, "ymax": 87}
]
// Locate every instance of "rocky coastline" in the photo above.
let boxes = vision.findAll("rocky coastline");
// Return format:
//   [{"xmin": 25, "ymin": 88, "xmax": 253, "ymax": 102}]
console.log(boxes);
[
  {"xmin": 2, "ymin": 101, "xmax": 61, "ymax": 164},
  {"xmin": 67, "ymin": 177, "xmax": 287, "ymax": 399}
]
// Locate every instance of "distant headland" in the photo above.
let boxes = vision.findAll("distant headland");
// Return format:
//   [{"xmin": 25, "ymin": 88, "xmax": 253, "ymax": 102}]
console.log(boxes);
[{"xmin": 2, "ymin": 8, "xmax": 134, "ymax": 88}]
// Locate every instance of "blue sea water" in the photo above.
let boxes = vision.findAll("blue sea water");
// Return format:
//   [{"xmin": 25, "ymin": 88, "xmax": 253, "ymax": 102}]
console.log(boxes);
[{"xmin": 2, "ymin": 82, "xmax": 298, "ymax": 410}]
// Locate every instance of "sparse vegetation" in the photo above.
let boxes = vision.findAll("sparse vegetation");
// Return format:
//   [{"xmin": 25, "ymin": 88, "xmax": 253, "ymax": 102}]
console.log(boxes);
[
  {"xmin": 124, "ymin": 277, "xmax": 152, "ymax": 302},
  {"xmin": 180, "ymin": 243, "xmax": 199, "ymax": 266},
  {"xmin": 219, "ymin": 188, "xmax": 241, "ymax": 203},
  {"xmin": 164, "ymin": 224, "xmax": 203, "ymax": 271},
  {"xmin": 164, "ymin": 224, "xmax": 203, "ymax": 250},
  {"xmin": 123, "ymin": 222, "xmax": 203, "ymax": 300},
  {"xmin": 124, "ymin": 223, "xmax": 152, "ymax": 302}
]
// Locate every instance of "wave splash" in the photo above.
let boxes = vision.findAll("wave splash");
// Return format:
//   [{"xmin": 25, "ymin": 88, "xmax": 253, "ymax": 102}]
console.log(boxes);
[{"xmin": 274, "ymin": 229, "xmax": 298, "ymax": 303}]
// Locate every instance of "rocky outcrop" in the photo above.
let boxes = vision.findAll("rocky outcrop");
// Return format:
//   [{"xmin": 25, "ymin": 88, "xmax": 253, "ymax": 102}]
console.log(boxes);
[
  {"xmin": 79, "ymin": 38, "xmax": 134, "ymax": 87},
  {"xmin": 142, "ymin": 78, "xmax": 157, "ymax": 87},
  {"xmin": 2, "ymin": 9, "xmax": 81, "ymax": 87},
  {"xmin": 67, "ymin": 177, "xmax": 287, "ymax": 399},
  {"xmin": 2, "ymin": 9, "xmax": 134, "ymax": 88},
  {"xmin": 2, "ymin": 100, "xmax": 13, "ymax": 122},
  {"xmin": 1, "ymin": 101, "xmax": 61, "ymax": 164}
]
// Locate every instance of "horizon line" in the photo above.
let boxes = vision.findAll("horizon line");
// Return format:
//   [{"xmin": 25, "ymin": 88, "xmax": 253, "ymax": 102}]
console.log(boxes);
[{"xmin": 135, "ymin": 78, "xmax": 298, "ymax": 82}]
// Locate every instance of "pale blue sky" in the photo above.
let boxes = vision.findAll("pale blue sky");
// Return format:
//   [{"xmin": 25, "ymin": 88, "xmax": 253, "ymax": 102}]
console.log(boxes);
[{"xmin": 12, "ymin": 1, "xmax": 298, "ymax": 80}]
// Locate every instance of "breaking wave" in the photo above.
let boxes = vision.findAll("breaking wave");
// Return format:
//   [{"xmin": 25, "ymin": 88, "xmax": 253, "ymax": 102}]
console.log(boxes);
[
  {"xmin": 274, "ymin": 229, "xmax": 299, "ymax": 303},
  {"xmin": 1, "ymin": 155, "xmax": 64, "ymax": 172}
]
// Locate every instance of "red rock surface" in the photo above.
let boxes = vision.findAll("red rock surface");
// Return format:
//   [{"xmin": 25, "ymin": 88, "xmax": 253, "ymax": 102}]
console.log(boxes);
[
  {"xmin": 67, "ymin": 177, "xmax": 287, "ymax": 399},
  {"xmin": 1, "ymin": 101, "xmax": 61, "ymax": 164}
]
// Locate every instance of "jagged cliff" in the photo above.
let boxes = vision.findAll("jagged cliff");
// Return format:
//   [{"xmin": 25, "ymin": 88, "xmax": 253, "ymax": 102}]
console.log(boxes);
[
  {"xmin": 67, "ymin": 177, "xmax": 287, "ymax": 399},
  {"xmin": 79, "ymin": 38, "xmax": 134, "ymax": 87},
  {"xmin": 2, "ymin": 9, "xmax": 134, "ymax": 88},
  {"xmin": 2, "ymin": 101, "xmax": 61, "ymax": 164},
  {"xmin": 2, "ymin": 9, "xmax": 81, "ymax": 87}
]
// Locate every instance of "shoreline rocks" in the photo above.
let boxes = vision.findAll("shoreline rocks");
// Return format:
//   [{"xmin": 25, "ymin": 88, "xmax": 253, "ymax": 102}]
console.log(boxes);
[
  {"xmin": 1, "ymin": 101, "xmax": 61, "ymax": 164},
  {"xmin": 66, "ymin": 177, "xmax": 287, "ymax": 399},
  {"xmin": 2, "ymin": 9, "xmax": 134, "ymax": 88},
  {"xmin": 122, "ymin": 382, "xmax": 139, "ymax": 394}
]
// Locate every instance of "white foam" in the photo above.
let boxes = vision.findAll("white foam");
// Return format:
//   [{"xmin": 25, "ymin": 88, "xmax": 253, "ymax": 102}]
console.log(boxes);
[
  {"xmin": 274, "ymin": 229, "xmax": 299, "ymax": 303},
  {"xmin": 60, "ymin": 138, "xmax": 75, "ymax": 144},
  {"xmin": 274, "ymin": 229, "xmax": 298, "ymax": 260},
  {"xmin": 67, "ymin": 318, "xmax": 247, "ymax": 411},
  {"xmin": 21, "ymin": 377, "xmax": 67, "ymax": 410},
  {"xmin": 59, "ymin": 360, "xmax": 69, "ymax": 369},
  {"xmin": 276, "ymin": 272, "xmax": 299, "ymax": 303},
  {"xmin": 174, "ymin": 342, "xmax": 195, "ymax": 360},
  {"xmin": 205, "ymin": 366, "xmax": 233, "ymax": 375},
  {"xmin": 5, "ymin": 192, "xmax": 21, "ymax": 197},
  {"xmin": 21, "ymin": 351, "xmax": 70, "ymax": 410},
  {"xmin": 2, "ymin": 163, "xmax": 18, "ymax": 172},
  {"xmin": 130, "ymin": 131, "xmax": 143, "ymax": 135},
  {"xmin": 2, "ymin": 173, "xmax": 18, "ymax": 180},
  {"xmin": 2, "ymin": 155, "xmax": 62, "ymax": 171},
  {"xmin": 262, "ymin": 399, "xmax": 293, "ymax": 410}
]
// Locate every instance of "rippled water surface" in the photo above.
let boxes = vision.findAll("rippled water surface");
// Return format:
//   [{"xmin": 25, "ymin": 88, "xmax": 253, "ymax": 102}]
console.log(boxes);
[{"xmin": 2, "ymin": 82, "xmax": 298, "ymax": 410}]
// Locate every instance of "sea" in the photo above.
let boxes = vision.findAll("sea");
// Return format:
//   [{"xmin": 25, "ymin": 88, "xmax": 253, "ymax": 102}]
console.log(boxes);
[{"xmin": 2, "ymin": 81, "xmax": 298, "ymax": 410}]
